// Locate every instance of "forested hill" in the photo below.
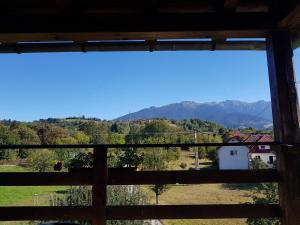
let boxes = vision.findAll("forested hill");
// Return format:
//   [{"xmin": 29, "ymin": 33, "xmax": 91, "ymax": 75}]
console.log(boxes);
[
  {"xmin": 116, "ymin": 100, "xmax": 272, "ymax": 129},
  {"xmin": 0, "ymin": 118, "xmax": 224, "ymax": 146}
]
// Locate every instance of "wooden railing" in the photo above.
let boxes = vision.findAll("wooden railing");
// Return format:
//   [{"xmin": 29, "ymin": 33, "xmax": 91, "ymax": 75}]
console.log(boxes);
[{"xmin": 0, "ymin": 143, "xmax": 281, "ymax": 225}]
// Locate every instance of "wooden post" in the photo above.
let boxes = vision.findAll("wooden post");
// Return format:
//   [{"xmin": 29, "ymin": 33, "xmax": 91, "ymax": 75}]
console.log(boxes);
[
  {"xmin": 266, "ymin": 31, "xmax": 300, "ymax": 225},
  {"xmin": 92, "ymin": 147, "xmax": 108, "ymax": 225}
]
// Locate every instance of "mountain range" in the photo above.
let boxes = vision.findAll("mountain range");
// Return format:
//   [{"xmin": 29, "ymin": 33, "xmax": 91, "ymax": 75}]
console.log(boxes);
[{"xmin": 116, "ymin": 100, "xmax": 273, "ymax": 129}]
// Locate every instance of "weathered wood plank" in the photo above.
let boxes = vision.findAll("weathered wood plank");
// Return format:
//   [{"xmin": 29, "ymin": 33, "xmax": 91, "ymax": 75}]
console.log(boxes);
[
  {"xmin": 0, "ymin": 172, "xmax": 93, "ymax": 186},
  {"xmin": 106, "ymin": 204, "xmax": 280, "ymax": 219},
  {"xmin": 0, "ymin": 204, "xmax": 280, "ymax": 221},
  {"xmin": 266, "ymin": 31, "xmax": 300, "ymax": 225},
  {"xmin": 279, "ymin": 3, "xmax": 300, "ymax": 32},
  {"xmin": 0, "ymin": 169, "xmax": 278, "ymax": 186},
  {"xmin": 108, "ymin": 169, "xmax": 279, "ymax": 185},
  {"xmin": 0, "ymin": 40, "xmax": 266, "ymax": 53},
  {"xmin": 266, "ymin": 31, "xmax": 300, "ymax": 144},
  {"xmin": 0, "ymin": 206, "xmax": 92, "ymax": 221},
  {"xmin": 92, "ymin": 147, "xmax": 108, "ymax": 225},
  {"xmin": 0, "ymin": 30, "xmax": 269, "ymax": 44}
]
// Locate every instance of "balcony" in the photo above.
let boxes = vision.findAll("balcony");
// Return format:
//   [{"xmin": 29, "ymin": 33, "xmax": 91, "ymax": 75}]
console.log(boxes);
[{"xmin": 0, "ymin": 142, "xmax": 282, "ymax": 224}]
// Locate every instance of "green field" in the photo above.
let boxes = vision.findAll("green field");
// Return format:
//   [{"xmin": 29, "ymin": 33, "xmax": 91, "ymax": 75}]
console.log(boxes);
[
  {"xmin": 144, "ymin": 151, "xmax": 253, "ymax": 225},
  {"xmin": 0, "ymin": 166, "xmax": 68, "ymax": 206},
  {"xmin": 0, "ymin": 151, "xmax": 255, "ymax": 225}
]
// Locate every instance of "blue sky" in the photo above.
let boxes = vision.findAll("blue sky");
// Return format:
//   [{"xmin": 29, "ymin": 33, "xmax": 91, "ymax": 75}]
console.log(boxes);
[{"xmin": 1, "ymin": 49, "xmax": 300, "ymax": 121}]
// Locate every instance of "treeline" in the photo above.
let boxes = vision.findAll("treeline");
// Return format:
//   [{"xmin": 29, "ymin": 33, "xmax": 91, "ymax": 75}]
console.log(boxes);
[{"xmin": 0, "ymin": 118, "xmax": 225, "ymax": 161}]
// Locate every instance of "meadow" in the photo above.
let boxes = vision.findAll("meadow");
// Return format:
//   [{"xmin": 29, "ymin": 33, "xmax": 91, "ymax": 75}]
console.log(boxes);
[{"xmin": 0, "ymin": 151, "xmax": 254, "ymax": 225}]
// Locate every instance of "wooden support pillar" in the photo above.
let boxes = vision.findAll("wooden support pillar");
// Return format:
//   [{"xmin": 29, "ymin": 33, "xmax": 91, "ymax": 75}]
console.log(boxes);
[
  {"xmin": 92, "ymin": 147, "xmax": 108, "ymax": 225},
  {"xmin": 266, "ymin": 31, "xmax": 300, "ymax": 225}
]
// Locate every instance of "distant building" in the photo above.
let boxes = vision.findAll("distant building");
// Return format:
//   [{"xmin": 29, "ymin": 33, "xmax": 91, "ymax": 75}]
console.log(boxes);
[{"xmin": 218, "ymin": 133, "xmax": 275, "ymax": 170}]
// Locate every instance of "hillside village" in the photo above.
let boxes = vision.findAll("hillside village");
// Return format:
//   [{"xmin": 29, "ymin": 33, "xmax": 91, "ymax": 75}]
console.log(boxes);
[{"xmin": 218, "ymin": 131, "xmax": 275, "ymax": 170}]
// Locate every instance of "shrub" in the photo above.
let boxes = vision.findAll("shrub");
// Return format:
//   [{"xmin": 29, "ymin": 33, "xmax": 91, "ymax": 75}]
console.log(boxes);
[
  {"xmin": 28, "ymin": 149, "xmax": 55, "ymax": 172},
  {"xmin": 50, "ymin": 186, "xmax": 149, "ymax": 225},
  {"xmin": 179, "ymin": 162, "xmax": 187, "ymax": 169}
]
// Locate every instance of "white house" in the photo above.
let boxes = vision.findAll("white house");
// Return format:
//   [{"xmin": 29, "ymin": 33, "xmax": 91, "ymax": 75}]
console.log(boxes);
[
  {"xmin": 218, "ymin": 133, "xmax": 276, "ymax": 170},
  {"xmin": 218, "ymin": 136, "xmax": 250, "ymax": 170}
]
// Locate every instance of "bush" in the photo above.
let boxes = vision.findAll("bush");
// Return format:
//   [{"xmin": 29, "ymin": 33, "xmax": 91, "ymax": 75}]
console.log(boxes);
[
  {"xmin": 66, "ymin": 152, "xmax": 93, "ymax": 170},
  {"xmin": 247, "ymin": 183, "xmax": 280, "ymax": 225},
  {"xmin": 50, "ymin": 185, "xmax": 149, "ymax": 225},
  {"xmin": 251, "ymin": 157, "xmax": 268, "ymax": 169},
  {"xmin": 28, "ymin": 149, "xmax": 55, "ymax": 172},
  {"xmin": 179, "ymin": 162, "xmax": 187, "ymax": 169}
]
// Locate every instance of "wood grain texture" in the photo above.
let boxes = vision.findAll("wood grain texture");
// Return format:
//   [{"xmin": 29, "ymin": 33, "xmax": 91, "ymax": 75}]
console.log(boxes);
[
  {"xmin": 106, "ymin": 204, "xmax": 280, "ymax": 219},
  {"xmin": 0, "ymin": 40, "xmax": 266, "ymax": 53},
  {"xmin": 0, "ymin": 169, "xmax": 278, "ymax": 186},
  {"xmin": 92, "ymin": 147, "xmax": 108, "ymax": 225},
  {"xmin": 266, "ymin": 31, "xmax": 300, "ymax": 225},
  {"xmin": 0, "ymin": 204, "xmax": 280, "ymax": 221}
]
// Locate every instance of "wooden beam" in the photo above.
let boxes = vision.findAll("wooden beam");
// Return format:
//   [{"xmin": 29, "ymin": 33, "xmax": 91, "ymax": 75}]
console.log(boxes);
[
  {"xmin": 0, "ymin": 13, "xmax": 276, "ymax": 32},
  {"xmin": 279, "ymin": 4, "xmax": 300, "ymax": 32},
  {"xmin": 266, "ymin": 31, "xmax": 300, "ymax": 144},
  {"xmin": 0, "ymin": 12, "xmax": 279, "ymax": 43},
  {"xmin": 0, "ymin": 41, "xmax": 266, "ymax": 53},
  {"xmin": 266, "ymin": 31, "xmax": 300, "ymax": 225},
  {"xmin": 0, "ymin": 206, "xmax": 92, "ymax": 221},
  {"xmin": 92, "ymin": 147, "xmax": 107, "ymax": 225},
  {"xmin": 0, "ymin": 169, "xmax": 278, "ymax": 186},
  {"xmin": 0, "ymin": 172, "xmax": 92, "ymax": 186},
  {"xmin": 0, "ymin": 31, "xmax": 270, "ymax": 43},
  {"xmin": 108, "ymin": 169, "xmax": 279, "ymax": 185},
  {"xmin": 106, "ymin": 204, "xmax": 280, "ymax": 219},
  {"xmin": 224, "ymin": 0, "xmax": 240, "ymax": 11},
  {"xmin": 0, "ymin": 204, "xmax": 280, "ymax": 221},
  {"xmin": 0, "ymin": 0, "xmax": 272, "ymax": 14}
]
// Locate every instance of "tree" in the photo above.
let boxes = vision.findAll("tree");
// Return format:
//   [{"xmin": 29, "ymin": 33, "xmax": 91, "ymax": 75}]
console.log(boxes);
[
  {"xmin": 247, "ymin": 183, "xmax": 279, "ymax": 225},
  {"xmin": 10, "ymin": 124, "xmax": 40, "ymax": 158},
  {"xmin": 79, "ymin": 121, "xmax": 109, "ymax": 144},
  {"xmin": 0, "ymin": 124, "xmax": 20, "ymax": 160},
  {"xmin": 116, "ymin": 148, "xmax": 144, "ymax": 168},
  {"xmin": 32, "ymin": 123, "xmax": 69, "ymax": 144},
  {"xmin": 247, "ymin": 157, "xmax": 279, "ymax": 225},
  {"xmin": 151, "ymin": 184, "xmax": 169, "ymax": 205},
  {"xmin": 72, "ymin": 131, "xmax": 90, "ymax": 144},
  {"xmin": 28, "ymin": 149, "xmax": 55, "ymax": 172}
]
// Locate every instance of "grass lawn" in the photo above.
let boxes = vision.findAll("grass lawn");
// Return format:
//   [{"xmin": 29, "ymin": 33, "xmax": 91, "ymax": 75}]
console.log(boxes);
[
  {"xmin": 0, "ymin": 165, "xmax": 68, "ymax": 206},
  {"xmin": 144, "ymin": 150, "xmax": 254, "ymax": 225},
  {"xmin": 0, "ymin": 152, "xmax": 256, "ymax": 225}
]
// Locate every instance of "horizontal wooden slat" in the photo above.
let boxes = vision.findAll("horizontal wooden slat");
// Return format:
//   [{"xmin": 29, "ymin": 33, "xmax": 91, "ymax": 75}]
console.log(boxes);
[
  {"xmin": 0, "ymin": 206, "xmax": 92, "ymax": 221},
  {"xmin": 106, "ymin": 204, "xmax": 281, "ymax": 219},
  {"xmin": 0, "ymin": 12, "xmax": 280, "ymax": 44},
  {"xmin": 0, "ymin": 142, "xmax": 278, "ymax": 149},
  {"xmin": 0, "ymin": 40, "xmax": 266, "ymax": 53},
  {"xmin": 0, "ymin": 204, "xmax": 280, "ymax": 221},
  {"xmin": 0, "ymin": 31, "xmax": 269, "ymax": 43},
  {"xmin": 0, "ymin": 13, "xmax": 276, "ymax": 33},
  {"xmin": 0, "ymin": 169, "xmax": 278, "ymax": 186},
  {"xmin": 0, "ymin": 172, "xmax": 92, "ymax": 186},
  {"xmin": 0, "ymin": 0, "xmax": 271, "ymax": 14},
  {"xmin": 109, "ymin": 169, "xmax": 279, "ymax": 185}
]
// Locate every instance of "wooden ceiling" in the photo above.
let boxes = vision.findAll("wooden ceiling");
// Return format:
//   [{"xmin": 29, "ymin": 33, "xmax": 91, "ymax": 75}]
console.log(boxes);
[{"xmin": 0, "ymin": 0, "xmax": 299, "ymax": 52}]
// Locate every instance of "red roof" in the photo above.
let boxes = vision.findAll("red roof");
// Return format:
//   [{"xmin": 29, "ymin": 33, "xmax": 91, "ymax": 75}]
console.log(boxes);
[
  {"xmin": 247, "ymin": 134, "xmax": 273, "ymax": 153},
  {"xmin": 223, "ymin": 133, "xmax": 274, "ymax": 154}
]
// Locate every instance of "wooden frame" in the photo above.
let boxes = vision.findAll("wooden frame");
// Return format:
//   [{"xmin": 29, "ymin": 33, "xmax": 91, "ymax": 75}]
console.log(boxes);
[{"xmin": 0, "ymin": 144, "xmax": 280, "ymax": 224}]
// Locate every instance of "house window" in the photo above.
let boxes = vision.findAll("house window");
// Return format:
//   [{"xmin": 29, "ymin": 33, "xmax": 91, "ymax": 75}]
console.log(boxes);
[
  {"xmin": 230, "ymin": 150, "xmax": 238, "ymax": 156},
  {"xmin": 269, "ymin": 156, "xmax": 274, "ymax": 164},
  {"xmin": 260, "ymin": 146, "xmax": 265, "ymax": 149}
]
